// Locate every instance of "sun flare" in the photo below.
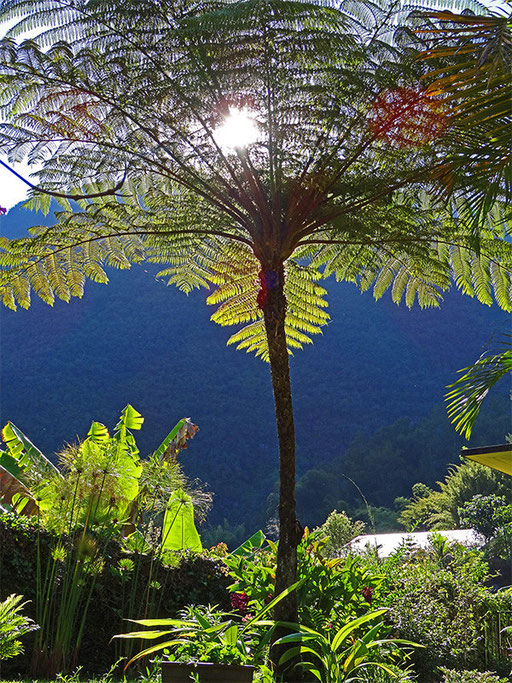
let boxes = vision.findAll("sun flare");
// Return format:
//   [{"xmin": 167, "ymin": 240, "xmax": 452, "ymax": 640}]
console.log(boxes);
[{"xmin": 214, "ymin": 108, "xmax": 259, "ymax": 151}]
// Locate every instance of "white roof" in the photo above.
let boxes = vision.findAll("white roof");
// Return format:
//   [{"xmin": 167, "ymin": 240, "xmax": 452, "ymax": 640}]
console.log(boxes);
[{"xmin": 346, "ymin": 529, "xmax": 485, "ymax": 558}]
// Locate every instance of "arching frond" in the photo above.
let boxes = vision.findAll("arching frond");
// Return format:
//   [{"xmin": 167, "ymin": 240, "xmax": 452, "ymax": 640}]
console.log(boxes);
[
  {"xmin": 0, "ymin": 0, "xmax": 511, "ymax": 365},
  {"xmin": 414, "ymin": 3, "xmax": 512, "ymax": 232},
  {"xmin": 446, "ymin": 336, "xmax": 512, "ymax": 439}
]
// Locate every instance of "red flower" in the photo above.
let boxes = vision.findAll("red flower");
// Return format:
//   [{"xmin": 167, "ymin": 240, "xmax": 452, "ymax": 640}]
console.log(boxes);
[
  {"xmin": 361, "ymin": 586, "xmax": 373, "ymax": 604},
  {"xmin": 230, "ymin": 592, "xmax": 250, "ymax": 615}
]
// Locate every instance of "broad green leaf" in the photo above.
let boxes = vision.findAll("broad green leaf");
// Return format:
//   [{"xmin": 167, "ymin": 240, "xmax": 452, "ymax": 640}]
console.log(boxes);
[
  {"xmin": 153, "ymin": 419, "xmax": 185, "ymax": 460},
  {"xmin": 126, "ymin": 617, "xmax": 194, "ymax": 627},
  {"xmin": 232, "ymin": 529, "xmax": 266, "ymax": 556},
  {"xmin": 278, "ymin": 645, "xmax": 323, "ymax": 666},
  {"xmin": 332, "ymin": 609, "xmax": 388, "ymax": 652},
  {"xmin": 161, "ymin": 488, "xmax": 202, "ymax": 552},
  {"xmin": 222, "ymin": 624, "xmax": 238, "ymax": 646},
  {"xmin": 123, "ymin": 639, "xmax": 193, "ymax": 668},
  {"xmin": 1, "ymin": 422, "xmax": 61, "ymax": 480},
  {"xmin": 115, "ymin": 450, "xmax": 142, "ymax": 502},
  {"xmin": 87, "ymin": 421, "xmax": 110, "ymax": 443},
  {"xmin": 153, "ymin": 418, "xmax": 199, "ymax": 461},
  {"xmin": 116, "ymin": 404, "xmax": 144, "ymax": 432},
  {"xmin": 0, "ymin": 450, "xmax": 24, "ymax": 480},
  {"xmin": 242, "ymin": 580, "xmax": 303, "ymax": 631},
  {"xmin": 0, "ymin": 464, "xmax": 38, "ymax": 515},
  {"xmin": 114, "ymin": 404, "xmax": 144, "ymax": 457},
  {"xmin": 112, "ymin": 629, "xmax": 179, "ymax": 640}
]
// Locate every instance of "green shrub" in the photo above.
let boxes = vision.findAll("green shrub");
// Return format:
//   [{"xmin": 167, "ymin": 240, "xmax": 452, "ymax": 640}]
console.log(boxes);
[
  {"xmin": 314, "ymin": 509, "xmax": 366, "ymax": 557},
  {"xmin": 346, "ymin": 663, "xmax": 415, "ymax": 681},
  {"xmin": 439, "ymin": 668, "xmax": 509, "ymax": 683},
  {"xmin": 368, "ymin": 542, "xmax": 512, "ymax": 679},
  {"xmin": 225, "ymin": 529, "xmax": 385, "ymax": 631}
]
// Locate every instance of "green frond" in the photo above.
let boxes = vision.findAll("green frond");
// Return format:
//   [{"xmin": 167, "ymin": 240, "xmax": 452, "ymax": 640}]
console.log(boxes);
[
  {"xmin": 208, "ymin": 257, "xmax": 329, "ymax": 360},
  {"xmin": 470, "ymin": 254, "xmax": 493, "ymax": 306},
  {"xmin": 446, "ymin": 337, "xmax": 512, "ymax": 438},
  {"xmin": 489, "ymin": 261, "xmax": 512, "ymax": 312},
  {"xmin": 450, "ymin": 245, "xmax": 475, "ymax": 297},
  {"xmin": 228, "ymin": 321, "xmax": 269, "ymax": 360},
  {"xmin": 373, "ymin": 261, "xmax": 396, "ymax": 301},
  {"xmin": 0, "ymin": 0, "xmax": 511, "ymax": 366}
]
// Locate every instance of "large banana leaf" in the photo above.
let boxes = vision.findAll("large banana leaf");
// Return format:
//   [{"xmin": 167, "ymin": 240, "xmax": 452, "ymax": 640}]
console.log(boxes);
[
  {"xmin": 232, "ymin": 529, "xmax": 266, "ymax": 556},
  {"xmin": 1, "ymin": 422, "xmax": 61, "ymax": 482},
  {"xmin": 161, "ymin": 488, "xmax": 202, "ymax": 552},
  {"xmin": 114, "ymin": 404, "xmax": 144, "ymax": 457},
  {"xmin": 86, "ymin": 421, "xmax": 110, "ymax": 443}
]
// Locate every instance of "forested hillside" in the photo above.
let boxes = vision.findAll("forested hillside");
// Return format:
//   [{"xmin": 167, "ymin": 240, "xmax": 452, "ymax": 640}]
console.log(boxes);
[{"xmin": 1, "ymin": 203, "xmax": 510, "ymax": 537}]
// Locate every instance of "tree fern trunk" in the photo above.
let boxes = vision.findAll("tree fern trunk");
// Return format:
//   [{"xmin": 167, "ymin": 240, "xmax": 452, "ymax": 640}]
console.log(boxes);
[{"xmin": 262, "ymin": 263, "xmax": 300, "ymax": 679}]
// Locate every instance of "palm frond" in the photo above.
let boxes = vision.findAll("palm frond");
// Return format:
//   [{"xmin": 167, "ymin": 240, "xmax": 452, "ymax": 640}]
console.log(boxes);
[{"xmin": 446, "ymin": 336, "xmax": 512, "ymax": 439}]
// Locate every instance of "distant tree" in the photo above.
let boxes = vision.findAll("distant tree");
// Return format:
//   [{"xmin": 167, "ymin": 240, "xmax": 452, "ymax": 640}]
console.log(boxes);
[
  {"xmin": 400, "ymin": 457, "xmax": 512, "ymax": 531},
  {"xmin": 0, "ymin": 0, "xmax": 511, "ymax": 661},
  {"xmin": 314, "ymin": 509, "xmax": 366, "ymax": 556},
  {"xmin": 459, "ymin": 494, "xmax": 512, "ymax": 541}
]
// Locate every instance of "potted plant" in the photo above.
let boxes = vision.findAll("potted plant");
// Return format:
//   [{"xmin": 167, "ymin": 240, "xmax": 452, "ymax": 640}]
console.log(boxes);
[
  {"xmin": 114, "ymin": 583, "xmax": 301, "ymax": 681},
  {"xmin": 156, "ymin": 604, "xmax": 257, "ymax": 683}
]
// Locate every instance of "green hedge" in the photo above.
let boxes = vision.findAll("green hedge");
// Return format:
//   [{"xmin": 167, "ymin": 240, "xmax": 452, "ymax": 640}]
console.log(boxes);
[{"xmin": 0, "ymin": 513, "xmax": 230, "ymax": 676}]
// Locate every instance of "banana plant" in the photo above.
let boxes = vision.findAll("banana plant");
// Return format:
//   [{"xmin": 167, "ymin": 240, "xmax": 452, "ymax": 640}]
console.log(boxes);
[
  {"xmin": 0, "ymin": 422, "xmax": 62, "ymax": 515},
  {"xmin": 0, "ymin": 406, "xmax": 200, "ymax": 542},
  {"xmin": 0, "ymin": 455, "xmax": 37, "ymax": 515}
]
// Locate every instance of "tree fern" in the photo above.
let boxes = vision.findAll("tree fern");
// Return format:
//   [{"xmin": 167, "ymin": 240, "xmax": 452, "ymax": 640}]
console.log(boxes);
[{"xmin": 1, "ymin": 0, "xmax": 511, "ymax": 650}]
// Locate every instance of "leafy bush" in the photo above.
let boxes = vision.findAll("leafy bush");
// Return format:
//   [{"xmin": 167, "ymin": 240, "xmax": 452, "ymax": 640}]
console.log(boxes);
[
  {"xmin": 439, "ymin": 668, "xmax": 509, "ymax": 683},
  {"xmin": 225, "ymin": 529, "xmax": 385, "ymax": 631},
  {"xmin": 357, "ymin": 665, "xmax": 415, "ymax": 682},
  {"xmin": 369, "ymin": 541, "xmax": 512, "ymax": 679},
  {"xmin": 459, "ymin": 494, "xmax": 512, "ymax": 541},
  {"xmin": 314, "ymin": 509, "xmax": 366, "ymax": 557},
  {"xmin": 0, "ymin": 594, "xmax": 38, "ymax": 661}
]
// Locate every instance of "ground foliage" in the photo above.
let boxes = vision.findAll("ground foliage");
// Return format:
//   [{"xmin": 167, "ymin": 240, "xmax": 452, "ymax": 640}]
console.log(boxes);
[{"xmin": 368, "ymin": 541, "xmax": 512, "ymax": 680}]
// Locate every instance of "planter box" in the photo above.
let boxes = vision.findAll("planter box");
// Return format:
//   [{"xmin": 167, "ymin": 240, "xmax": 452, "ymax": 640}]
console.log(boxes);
[{"xmin": 161, "ymin": 661, "xmax": 256, "ymax": 683}]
